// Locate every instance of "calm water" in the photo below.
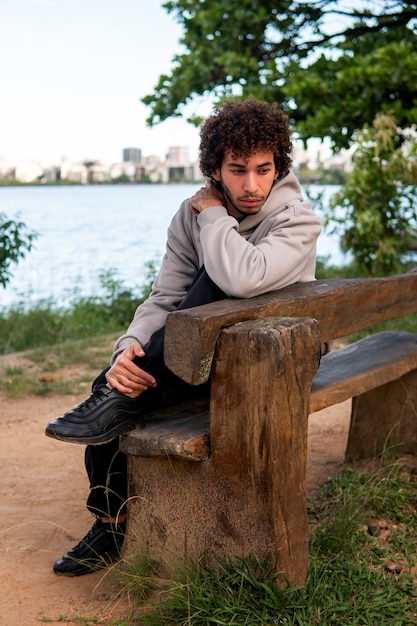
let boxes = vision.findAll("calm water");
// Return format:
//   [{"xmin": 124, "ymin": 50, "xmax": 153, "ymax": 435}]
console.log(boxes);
[{"xmin": 1, "ymin": 183, "xmax": 346, "ymax": 310}]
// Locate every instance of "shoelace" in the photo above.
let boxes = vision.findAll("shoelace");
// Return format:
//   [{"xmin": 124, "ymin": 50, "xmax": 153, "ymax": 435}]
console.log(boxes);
[
  {"xmin": 70, "ymin": 522, "xmax": 102, "ymax": 554},
  {"xmin": 82, "ymin": 523, "xmax": 101, "ymax": 543},
  {"xmin": 72, "ymin": 385, "xmax": 110, "ymax": 415}
]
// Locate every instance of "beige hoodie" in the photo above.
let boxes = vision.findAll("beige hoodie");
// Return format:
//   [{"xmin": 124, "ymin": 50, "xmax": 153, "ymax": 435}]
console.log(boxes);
[{"xmin": 111, "ymin": 170, "xmax": 322, "ymax": 363}]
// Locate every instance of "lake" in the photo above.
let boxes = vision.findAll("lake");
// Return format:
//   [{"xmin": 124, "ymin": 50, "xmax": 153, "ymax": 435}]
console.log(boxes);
[{"xmin": 0, "ymin": 183, "xmax": 347, "ymax": 310}]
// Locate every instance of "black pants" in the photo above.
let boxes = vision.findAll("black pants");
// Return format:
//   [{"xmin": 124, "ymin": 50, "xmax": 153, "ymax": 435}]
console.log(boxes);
[{"xmin": 84, "ymin": 268, "xmax": 227, "ymax": 518}]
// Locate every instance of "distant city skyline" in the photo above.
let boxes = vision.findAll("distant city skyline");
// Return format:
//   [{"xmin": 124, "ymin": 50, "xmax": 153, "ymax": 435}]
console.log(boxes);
[{"xmin": 1, "ymin": 140, "xmax": 202, "ymax": 184}]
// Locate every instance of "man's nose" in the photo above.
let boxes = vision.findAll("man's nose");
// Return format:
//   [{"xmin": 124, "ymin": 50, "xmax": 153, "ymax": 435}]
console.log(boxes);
[{"xmin": 243, "ymin": 173, "xmax": 258, "ymax": 193}]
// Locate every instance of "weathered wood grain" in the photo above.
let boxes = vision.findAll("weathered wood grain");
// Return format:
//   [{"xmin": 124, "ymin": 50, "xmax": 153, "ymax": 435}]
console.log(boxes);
[
  {"xmin": 120, "ymin": 398, "xmax": 210, "ymax": 461},
  {"xmin": 164, "ymin": 272, "xmax": 417, "ymax": 384},
  {"xmin": 310, "ymin": 331, "xmax": 417, "ymax": 412},
  {"xmin": 346, "ymin": 368, "xmax": 417, "ymax": 460},
  {"xmin": 207, "ymin": 316, "xmax": 321, "ymax": 585}
]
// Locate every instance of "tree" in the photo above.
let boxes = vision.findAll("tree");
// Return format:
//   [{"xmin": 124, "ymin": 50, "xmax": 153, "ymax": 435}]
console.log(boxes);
[
  {"xmin": 326, "ymin": 113, "xmax": 417, "ymax": 276},
  {"xmin": 0, "ymin": 215, "xmax": 36, "ymax": 288},
  {"xmin": 142, "ymin": 1, "xmax": 417, "ymax": 149},
  {"xmin": 143, "ymin": 0, "xmax": 417, "ymax": 276}
]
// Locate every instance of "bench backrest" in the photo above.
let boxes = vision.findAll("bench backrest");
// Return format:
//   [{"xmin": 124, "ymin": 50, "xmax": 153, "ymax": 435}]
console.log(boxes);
[{"xmin": 164, "ymin": 269, "xmax": 417, "ymax": 385}]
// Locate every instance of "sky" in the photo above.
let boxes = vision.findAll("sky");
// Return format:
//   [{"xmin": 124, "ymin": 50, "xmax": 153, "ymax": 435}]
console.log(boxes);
[{"xmin": 1, "ymin": 0, "xmax": 211, "ymax": 166}]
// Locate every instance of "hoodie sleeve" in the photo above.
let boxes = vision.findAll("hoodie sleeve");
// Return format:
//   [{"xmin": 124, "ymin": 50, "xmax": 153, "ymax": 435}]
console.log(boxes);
[
  {"xmin": 110, "ymin": 201, "xmax": 200, "ymax": 363},
  {"xmin": 197, "ymin": 193, "xmax": 322, "ymax": 298}
]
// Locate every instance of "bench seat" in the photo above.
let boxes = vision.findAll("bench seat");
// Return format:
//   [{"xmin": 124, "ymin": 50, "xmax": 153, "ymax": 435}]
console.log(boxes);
[
  {"xmin": 121, "ymin": 398, "xmax": 210, "ymax": 461},
  {"xmin": 310, "ymin": 330, "xmax": 417, "ymax": 412}
]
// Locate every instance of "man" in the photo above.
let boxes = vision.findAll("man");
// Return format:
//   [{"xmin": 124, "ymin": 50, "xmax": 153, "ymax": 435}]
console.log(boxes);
[{"xmin": 45, "ymin": 97, "xmax": 322, "ymax": 576}]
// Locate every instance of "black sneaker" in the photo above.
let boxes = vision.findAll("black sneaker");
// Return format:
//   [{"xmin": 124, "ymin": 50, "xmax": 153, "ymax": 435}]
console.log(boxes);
[
  {"xmin": 45, "ymin": 384, "xmax": 143, "ymax": 445},
  {"xmin": 53, "ymin": 518, "xmax": 126, "ymax": 577}
]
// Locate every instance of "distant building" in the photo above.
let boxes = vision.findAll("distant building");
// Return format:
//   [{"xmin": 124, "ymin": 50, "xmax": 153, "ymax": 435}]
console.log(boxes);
[
  {"xmin": 86, "ymin": 162, "xmax": 110, "ymax": 183},
  {"xmin": 65, "ymin": 163, "xmax": 89, "ymax": 184},
  {"xmin": 166, "ymin": 146, "xmax": 190, "ymax": 164},
  {"xmin": 0, "ymin": 158, "xmax": 16, "ymax": 181},
  {"xmin": 14, "ymin": 160, "xmax": 44, "ymax": 183},
  {"xmin": 164, "ymin": 146, "xmax": 202, "ymax": 182},
  {"xmin": 41, "ymin": 166, "xmax": 61, "ymax": 183},
  {"xmin": 110, "ymin": 162, "xmax": 137, "ymax": 182},
  {"xmin": 123, "ymin": 147, "xmax": 142, "ymax": 163}
]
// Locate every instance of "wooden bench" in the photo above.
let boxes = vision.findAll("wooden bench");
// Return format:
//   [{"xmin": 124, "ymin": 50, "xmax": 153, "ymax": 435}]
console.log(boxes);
[{"xmin": 120, "ymin": 269, "xmax": 417, "ymax": 587}]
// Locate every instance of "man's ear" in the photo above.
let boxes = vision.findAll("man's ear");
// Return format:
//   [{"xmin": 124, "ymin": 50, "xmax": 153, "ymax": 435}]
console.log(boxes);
[{"xmin": 210, "ymin": 172, "xmax": 223, "ymax": 190}]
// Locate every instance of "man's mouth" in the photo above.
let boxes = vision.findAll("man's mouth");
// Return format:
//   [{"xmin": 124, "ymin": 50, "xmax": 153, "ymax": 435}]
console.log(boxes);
[{"xmin": 239, "ymin": 196, "xmax": 263, "ymax": 205}]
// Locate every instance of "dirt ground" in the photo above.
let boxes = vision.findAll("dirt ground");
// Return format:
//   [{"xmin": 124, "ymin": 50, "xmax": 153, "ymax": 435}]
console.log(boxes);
[{"xmin": 0, "ymin": 385, "xmax": 352, "ymax": 626}]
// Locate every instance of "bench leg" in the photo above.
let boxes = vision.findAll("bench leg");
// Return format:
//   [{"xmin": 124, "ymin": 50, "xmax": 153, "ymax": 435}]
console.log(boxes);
[
  {"xmin": 346, "ymin": 369, "xmax": 417, "ymax": 461},
  {"xmin": 209, "ymin": 316, "xmax": 321, "ymax": 587}
]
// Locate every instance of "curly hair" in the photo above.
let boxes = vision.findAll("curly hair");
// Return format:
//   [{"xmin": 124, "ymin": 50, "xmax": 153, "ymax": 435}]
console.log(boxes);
[{"xmin": 199, "ymin": 97, "xmax": 293, "ymax": 177}]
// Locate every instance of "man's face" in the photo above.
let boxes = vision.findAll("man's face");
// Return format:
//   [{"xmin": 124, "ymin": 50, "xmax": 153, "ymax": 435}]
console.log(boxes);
[{"xmin": 212, "ymin": 151, "xmax": 278, "ymax": 219}]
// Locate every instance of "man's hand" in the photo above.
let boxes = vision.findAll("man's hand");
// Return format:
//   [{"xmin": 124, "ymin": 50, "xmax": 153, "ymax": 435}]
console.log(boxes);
[
  {"xmin": 190, "ymin": 179, "xmax": 225, "ymax": 216},
  {"xmin": 105, "ymin": 341, "xmax": 157, "ymax": 398}
]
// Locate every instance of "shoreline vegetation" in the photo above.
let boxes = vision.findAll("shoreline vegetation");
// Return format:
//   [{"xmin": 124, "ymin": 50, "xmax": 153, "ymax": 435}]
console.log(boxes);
[{"xmin": 1, "ymin": 262, "xmax": 417, "ymax": 624}]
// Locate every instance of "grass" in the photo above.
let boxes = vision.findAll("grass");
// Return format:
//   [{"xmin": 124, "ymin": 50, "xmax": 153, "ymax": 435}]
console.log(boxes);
[
  {"xmin": 0, "ymin": 333, "xmax": 118, "ymax": 397},
  {"xmin": 111, "ymin": 461, "xmax": 417, "ymax": 625}
]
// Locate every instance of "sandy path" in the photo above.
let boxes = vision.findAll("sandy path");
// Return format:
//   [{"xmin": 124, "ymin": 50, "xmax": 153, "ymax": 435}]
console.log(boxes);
[{"xmin": 0, "ymin": 393, "xmax": 351, "ymax": 625}]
